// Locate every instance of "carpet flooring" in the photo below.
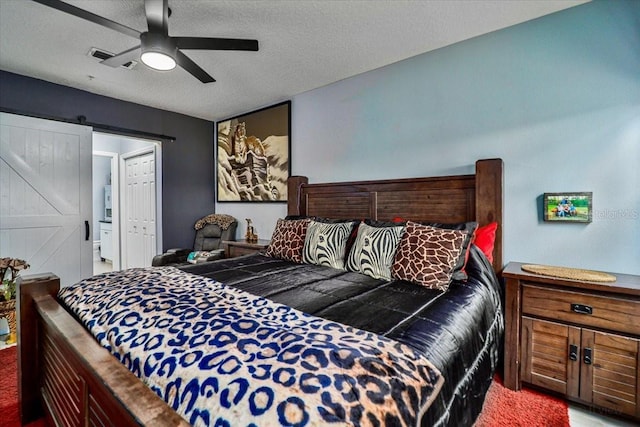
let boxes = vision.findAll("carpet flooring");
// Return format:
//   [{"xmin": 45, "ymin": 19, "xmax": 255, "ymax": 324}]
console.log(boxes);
[
  {"xmin": 0, "ymin": 346, "xmax": 44, "ymax": 427},
  {"xmin": 475, "ymin": 373, "xmax": 570, "ymax": 427},
  {"xmin": 0, "ymin": 346, "xmax": 20, "ymax": 427}
]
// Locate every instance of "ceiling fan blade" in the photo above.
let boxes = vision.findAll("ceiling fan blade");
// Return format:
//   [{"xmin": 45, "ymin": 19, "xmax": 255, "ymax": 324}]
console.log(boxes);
[
  {"xmin": 31, "ymin": 0, "xmax": 140, "ymax": 39},
  {"xmin": 145, "ymin": 0, "xmax": 168, "ymax": 35},
  {"xmin": 101, "ymin": 46, "xmax": 141, "ymax": 67},
  {"xmin": 176, "ymin": 50, "xmax": 215, "ymax": 83},
  {"xmin": 175, "ymin": 37, "xmax": 259, "ymax": 51}
]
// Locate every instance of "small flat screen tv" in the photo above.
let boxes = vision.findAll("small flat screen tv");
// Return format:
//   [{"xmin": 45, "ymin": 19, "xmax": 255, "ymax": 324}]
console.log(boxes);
[{"xmin": 543, "ymin": 192, "xmax": 592, "ymax": 223}]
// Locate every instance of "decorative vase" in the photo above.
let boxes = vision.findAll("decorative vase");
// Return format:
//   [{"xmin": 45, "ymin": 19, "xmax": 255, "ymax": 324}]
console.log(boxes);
[
  {"xmin": 0, "ymin": 299, "xmax": 17, "ymax": 345},
  {"xmin": 0, "ymin": 257, "xmax": 29, "ymax": 345}
]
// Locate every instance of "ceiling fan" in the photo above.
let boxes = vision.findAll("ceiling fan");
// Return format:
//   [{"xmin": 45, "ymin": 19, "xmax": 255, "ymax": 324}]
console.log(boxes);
[{"xmin": 32, "ymin": 0, "xmax": 259, "ymax": 83}]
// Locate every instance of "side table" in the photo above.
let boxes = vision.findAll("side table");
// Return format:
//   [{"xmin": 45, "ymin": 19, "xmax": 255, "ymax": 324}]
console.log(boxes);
[{"xmin": 223, "ymin": 239, "xmax": 270, "ymax": 258}]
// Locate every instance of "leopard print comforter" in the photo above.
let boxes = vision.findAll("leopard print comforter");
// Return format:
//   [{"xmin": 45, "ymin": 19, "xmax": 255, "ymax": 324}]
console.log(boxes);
[{"xmin": 59, "ymin": 267, "xmax": 444, "ymax": 427}]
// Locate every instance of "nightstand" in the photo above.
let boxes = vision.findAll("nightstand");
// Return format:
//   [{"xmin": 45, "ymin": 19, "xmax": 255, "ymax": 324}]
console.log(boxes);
[
  {"xmin": 502, "ymin": 262, "xmax": 640, "ymax": 421},
  {"xmin": 223, "ymin": 239, "xmax": 270, "ymax": 258}
]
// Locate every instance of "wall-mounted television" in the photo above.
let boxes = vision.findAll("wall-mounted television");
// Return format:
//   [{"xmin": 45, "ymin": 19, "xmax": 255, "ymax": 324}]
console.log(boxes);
[{"xmin": 543, "ymin": 192, "xmax": 592, "ymax": 223}]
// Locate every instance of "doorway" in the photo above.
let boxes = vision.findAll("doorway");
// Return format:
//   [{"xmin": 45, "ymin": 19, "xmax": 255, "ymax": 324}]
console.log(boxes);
[
  {"xmin": 92, "ymin": 150, "xmax": 119, "ymax": 274},
  {"xmin": 92, "ymin": 133, "xmax": 162, "ymax": 273}
]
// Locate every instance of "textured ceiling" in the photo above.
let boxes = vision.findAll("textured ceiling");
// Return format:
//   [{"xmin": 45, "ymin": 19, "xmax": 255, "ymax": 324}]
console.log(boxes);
[{"xmin": 0, "ymin": 0, "xmax": 588, "ymax": 121}]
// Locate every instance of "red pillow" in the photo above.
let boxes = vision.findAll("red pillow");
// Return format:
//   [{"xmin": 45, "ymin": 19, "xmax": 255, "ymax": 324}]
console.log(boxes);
[{"xmin": 473, "ymin": 222, "xmax": 498, "ymax": 264}]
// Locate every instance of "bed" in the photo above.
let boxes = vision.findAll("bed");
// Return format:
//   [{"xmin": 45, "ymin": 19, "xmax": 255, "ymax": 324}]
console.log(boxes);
[{"xmin": 18, "ymin": 158, "xmax": 504, "ymax": 427}]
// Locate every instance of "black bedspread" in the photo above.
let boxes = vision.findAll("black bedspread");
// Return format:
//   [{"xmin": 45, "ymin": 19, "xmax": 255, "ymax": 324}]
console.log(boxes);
[{"xmin": 181, "ymin": 245, "xmax": 504, "ymax": 426}]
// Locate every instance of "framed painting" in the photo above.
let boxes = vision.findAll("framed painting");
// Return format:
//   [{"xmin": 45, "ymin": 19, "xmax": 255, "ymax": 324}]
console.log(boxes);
[
  {"xmin": 543, "ymin": 192, "xmax": 593, "ymax": 223},
  {"xmin": 216, "ymin": 101, "xmax": 291, "ymax": 202}
]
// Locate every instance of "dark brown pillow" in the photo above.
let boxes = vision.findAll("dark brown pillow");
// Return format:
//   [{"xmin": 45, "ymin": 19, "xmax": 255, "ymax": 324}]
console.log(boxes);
[
  {"xmin": 391, "ymin": 221, "xmax": 466, "ymax": 291},
  {"xmin": 366, "ymin": 219, "xmax": 477, "ymax": 280},
  {"xmin": 265, "ymin": 218, "xmax": 310, "ymax": 263}
]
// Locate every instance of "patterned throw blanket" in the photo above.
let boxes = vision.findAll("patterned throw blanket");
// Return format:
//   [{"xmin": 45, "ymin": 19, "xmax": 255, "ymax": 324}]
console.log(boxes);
[
  {"xmin": 59, "ymin": 267, "xmax": 444, "ymax": 426},
  {"xmin": 194, "ymin": 214, "xmax": 235, "ymax": 230}
]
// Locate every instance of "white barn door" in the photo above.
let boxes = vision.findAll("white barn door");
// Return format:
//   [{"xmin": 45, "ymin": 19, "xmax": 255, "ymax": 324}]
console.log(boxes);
[
  {"xmin": 122, "ymin": 148, "xmax": 156, "ymax": 269},
  {"xmin": 0, "ymin": 113, "xmax": 93, "ymax": 286}
]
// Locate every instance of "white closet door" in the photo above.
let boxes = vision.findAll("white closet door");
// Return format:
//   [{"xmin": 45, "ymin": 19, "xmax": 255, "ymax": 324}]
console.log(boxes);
[
  {"xmin": 122, "ymin": 149, "xmax": 156, "ymax": 269},
  {"xmin": 0, "ymin": 112, "xmax": 93, "ymax": 286}
]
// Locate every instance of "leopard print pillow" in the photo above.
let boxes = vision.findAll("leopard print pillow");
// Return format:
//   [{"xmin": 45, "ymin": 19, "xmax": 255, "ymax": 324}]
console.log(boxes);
[
  {"xmin": 265, "ymin": 218, "xmax": 310, "ymax": 263},
  {"xmin": 391, "ymin": 221, "xmax": 466, "ymax": 291}
]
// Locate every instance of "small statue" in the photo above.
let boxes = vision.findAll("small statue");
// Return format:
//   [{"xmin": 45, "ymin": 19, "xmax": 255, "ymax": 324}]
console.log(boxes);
[{"xmin": 245, "ymin": 218, "xmax": 258, "ymax": 243}]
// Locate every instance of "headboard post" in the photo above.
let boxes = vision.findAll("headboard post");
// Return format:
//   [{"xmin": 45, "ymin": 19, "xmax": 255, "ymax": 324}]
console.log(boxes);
[
  {"xmin": 475, "ymin": 158, "xmax": 504, "ymax": 272},
  {"xmin": 287, "ymin": 176, "xmax": 309, "ymax": 216},
  {"xmin": 18, "ymin": 273, "xmax": 61, "ymax": 424}
]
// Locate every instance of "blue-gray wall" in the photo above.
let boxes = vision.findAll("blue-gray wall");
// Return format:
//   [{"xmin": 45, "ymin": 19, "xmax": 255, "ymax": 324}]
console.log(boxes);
[{"xmin": 220, "ymin": 0, "xmax": 640, "ymax": 274}]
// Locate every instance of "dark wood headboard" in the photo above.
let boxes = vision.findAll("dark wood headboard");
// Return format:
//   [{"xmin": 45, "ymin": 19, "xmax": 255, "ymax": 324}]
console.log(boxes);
[{"xmin": 287, "ymin": 158, "xmax": 504, "ymax": 271}]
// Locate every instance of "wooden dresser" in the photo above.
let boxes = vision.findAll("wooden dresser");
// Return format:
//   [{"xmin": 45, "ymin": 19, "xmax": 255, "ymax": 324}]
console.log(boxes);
[
  {"xmin": 223, "ymin": 239, "xmax": 270, "ymax": 258},
  {"xmin": 503, "ymin": 262, "xmax": 640, "ymax": 420}
]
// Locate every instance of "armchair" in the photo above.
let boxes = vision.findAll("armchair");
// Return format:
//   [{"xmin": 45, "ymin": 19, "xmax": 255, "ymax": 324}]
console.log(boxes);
[{"xmin": 152, "ymin": 214, "xmax": 238, "ymax": 267}]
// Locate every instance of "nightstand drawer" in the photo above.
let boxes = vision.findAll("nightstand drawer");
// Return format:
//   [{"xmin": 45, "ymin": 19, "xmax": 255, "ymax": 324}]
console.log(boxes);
[
  {"xmin": 228, "ymin": 245, "xmax": 262, "ymax": 257},
  {"xmin": 522, "ymin": 283, "xmax": 640, "ymax": 336}
]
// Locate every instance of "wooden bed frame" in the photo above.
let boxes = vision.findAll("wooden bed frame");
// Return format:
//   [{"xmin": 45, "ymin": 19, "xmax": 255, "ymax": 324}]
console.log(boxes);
[{"xmin": 18, "ymin": 158, "xmax": 503, "ymax": 426}]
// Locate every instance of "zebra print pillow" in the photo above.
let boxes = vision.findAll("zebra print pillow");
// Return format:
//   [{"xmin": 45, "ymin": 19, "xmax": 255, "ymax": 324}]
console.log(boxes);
[
  {"xmin": 345, "ymin": 222, "xmax": 404, "ymax": 280},
  {"xmin": 302, "ymin": 220, "xmax": 355, "ymax": 269}
]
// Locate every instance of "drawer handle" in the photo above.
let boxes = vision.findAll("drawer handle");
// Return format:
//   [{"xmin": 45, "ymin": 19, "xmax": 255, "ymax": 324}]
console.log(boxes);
[
  {"xmin": 571, "ymin": 303, "xmax": 592, "ymax": 315},
  {"xmin": 583, "ymin": 347, "xmax": 592, "ymax": 365},
  {"xmin": 569, "ymin": 344, "xmax": 578, "ymax": 361}
]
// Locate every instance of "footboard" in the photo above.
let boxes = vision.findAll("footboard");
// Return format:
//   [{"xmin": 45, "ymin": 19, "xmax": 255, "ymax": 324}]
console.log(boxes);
[{"xmin": 18, "ymin": 274, "xmax": 188, "ymax": 427}]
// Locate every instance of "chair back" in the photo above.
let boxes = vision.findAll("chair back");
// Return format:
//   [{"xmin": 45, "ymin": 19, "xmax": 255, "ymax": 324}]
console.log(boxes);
[{"xmin": 193, "ymin": 221, "xmax": 238, "ymax": 251}]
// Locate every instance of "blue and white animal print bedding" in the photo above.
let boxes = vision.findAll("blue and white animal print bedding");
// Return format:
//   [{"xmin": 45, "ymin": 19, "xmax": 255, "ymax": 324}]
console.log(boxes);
[{"xmin": 59, "ymin": 267, "xmax": 444, "ymax": 427}]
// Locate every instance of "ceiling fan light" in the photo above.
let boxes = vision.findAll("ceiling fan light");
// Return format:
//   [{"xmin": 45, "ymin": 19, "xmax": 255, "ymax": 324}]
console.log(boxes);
[
  {"xmin": 140, "ymin": 32, "xmax": 177, "ymax": 71},
  {"xmin": 141, "ymin": 51, "xmax": 176, "ymax": 71}
]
